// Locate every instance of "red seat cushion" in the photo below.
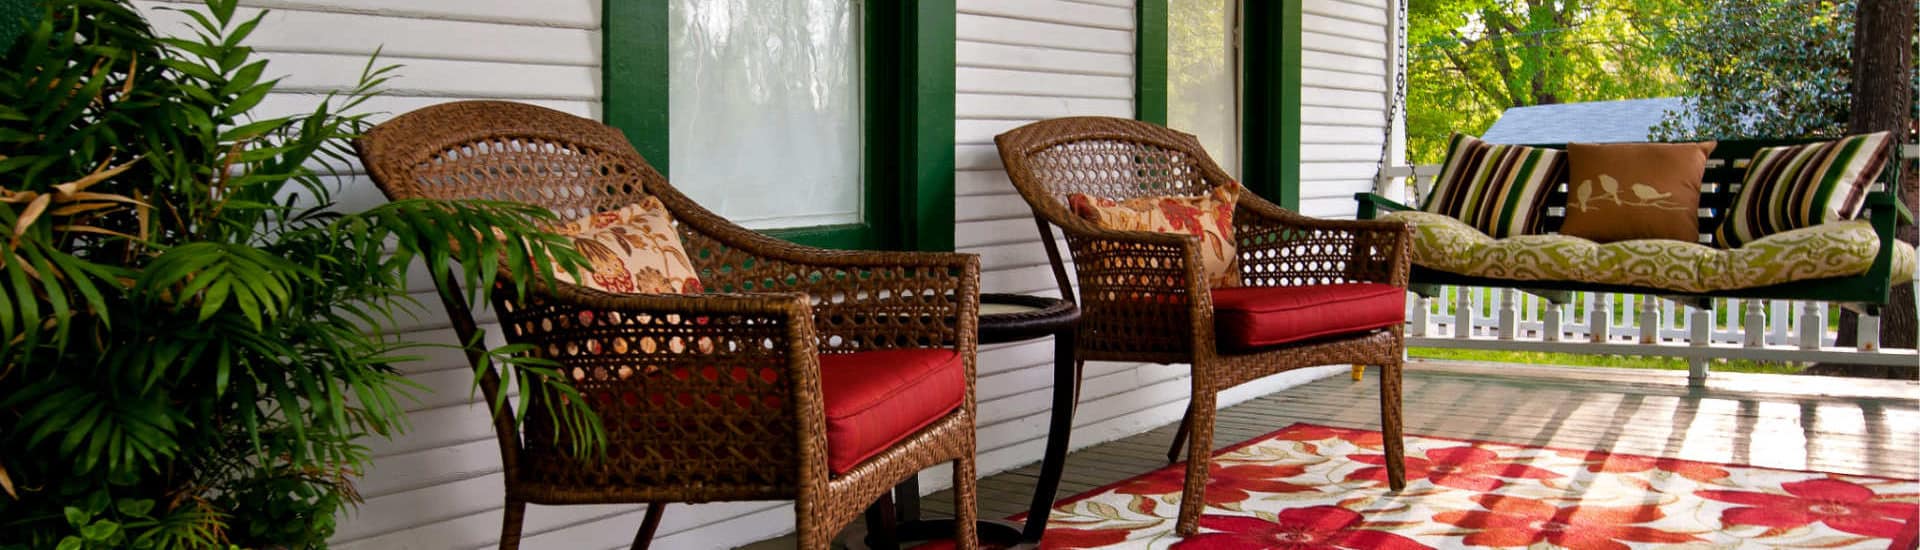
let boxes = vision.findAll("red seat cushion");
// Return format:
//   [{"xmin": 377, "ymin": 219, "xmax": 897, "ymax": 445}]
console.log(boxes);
[
  {"xmin": 819, "ymin": 349, "xmax": 965, "ymax": 474},
  {"xmin": 1212, "ymin": 283, "xmax": 1405, "ymax": 351}
]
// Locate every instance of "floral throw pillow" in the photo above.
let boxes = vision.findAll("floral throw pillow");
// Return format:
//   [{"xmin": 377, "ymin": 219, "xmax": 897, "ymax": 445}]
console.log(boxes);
[
  {"xmin": 1067, "ymin": 182, "xmax": 1242, "ymax": 288},
  {"xmin": 550, "ymin": 196, "xmax": 703, "ymax": 294}
]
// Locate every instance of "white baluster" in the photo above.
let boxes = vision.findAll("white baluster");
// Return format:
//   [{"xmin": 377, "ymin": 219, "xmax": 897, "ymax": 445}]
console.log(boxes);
[
  {"xmin": 1410, "ymin": 294, "xmax": 1430, "ymax": 337},
  {"xmin": 1589, "ymin": 293, "xmax": 1612, "ymax": 343},
  {"xmin": 1454, "ymin": 287, "xmax": 1472, "ymax": 338},
  {"xmin": 1687, "ymin": 304, "xmax": 1712, "ymax": 385},
  {"xmin": 1770, "ymin": 300, "xmax": 1790, "ymax": 345},
  {"xmin": 1498, "ymin": 288, "xmax": 1519, "ymax": 340},
  {"xmin": 1638, "ymin": 297, "xmax": 1660, "ymax": 344},
  {"xmin": 1798, "ymin": 301, "xmax": 1822, "ymax": 350},
  {"xmin": 1543, "ymin": 301, "xmax": 1564, "ymax": 342},
  {"xmin": 1743, "ymin": 299, "xmax": 1766, "ymax": 348},
  {"xmin": 1689, "ymin": 306, "xmax": 1711, "ymax": 347},
  {"xmin": 1857, "ymin": 310, "xmax": 1880, "ymax": 352}
]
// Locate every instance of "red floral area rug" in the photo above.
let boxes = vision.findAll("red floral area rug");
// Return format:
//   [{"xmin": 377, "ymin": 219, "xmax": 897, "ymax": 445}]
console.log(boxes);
[{"xmin": 1023, "ymin": 423, "xmax": 1918, "ymax": 549}]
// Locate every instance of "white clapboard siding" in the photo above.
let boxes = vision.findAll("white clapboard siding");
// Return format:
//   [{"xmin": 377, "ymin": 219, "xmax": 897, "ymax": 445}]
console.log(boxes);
[
  {"xmin": 130, "ymin": 0, "xmax": 1389, "ymax": 546},
  {"xmin": 1300, "ymin": 0, "xmax": 1391, "ymax": 219},
  {"xmin": 944, "ymin": 0, "xmax": 1357, "ymax": 525}
]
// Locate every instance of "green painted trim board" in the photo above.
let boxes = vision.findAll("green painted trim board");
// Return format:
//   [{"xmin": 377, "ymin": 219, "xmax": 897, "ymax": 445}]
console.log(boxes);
[
  {"xmin": 602, "ymin": 0, "xmax": 669, "ymax": 175},
  {"xmin": 1241, "ymin": 0, "xmax": 1301, "ymax": 210},
  {"xmin": 1135, "ymin": 0, "xmax": 1168, "ymax": 125}
]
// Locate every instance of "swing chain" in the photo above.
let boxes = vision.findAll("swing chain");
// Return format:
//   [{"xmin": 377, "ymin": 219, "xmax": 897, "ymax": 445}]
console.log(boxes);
[{"xmin": 1375, "ymin": 0, "xmax": 1412, "ymax": 203}]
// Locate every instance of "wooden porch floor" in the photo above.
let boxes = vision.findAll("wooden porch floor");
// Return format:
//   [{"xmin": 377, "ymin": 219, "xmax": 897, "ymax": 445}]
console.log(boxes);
[{"xmin": 742, "ymin": 360, "xmax": 1919, "ymax": 549}]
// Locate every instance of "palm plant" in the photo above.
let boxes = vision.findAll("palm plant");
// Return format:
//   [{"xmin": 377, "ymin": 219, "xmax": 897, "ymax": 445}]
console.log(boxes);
[{"xmin": 0, "ymin": 0, "xmax": 600, "ymax": 547}]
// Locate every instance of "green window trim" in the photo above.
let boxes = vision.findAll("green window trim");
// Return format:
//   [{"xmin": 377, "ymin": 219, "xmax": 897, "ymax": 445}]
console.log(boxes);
[
  {"xmin": 1135, "ymin": 0, "xmax": 1168, "ymax": 125},
  {"xmin": 602, "ymin": 0, "xmax": 956, "ymax": 252},
  {"xmin": 1138, "ymin": 0, "xmax": 1298, "ymax": 209},
  {"xmin": 1241, "ymin": 1, "xmax": 1302, "ymax": 210}
]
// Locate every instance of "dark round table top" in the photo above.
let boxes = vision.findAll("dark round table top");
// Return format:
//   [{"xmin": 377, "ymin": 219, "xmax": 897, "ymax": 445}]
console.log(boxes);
[{"xmin": 979, "ymin": 293, "xmax": 1079, "ymax": 344}]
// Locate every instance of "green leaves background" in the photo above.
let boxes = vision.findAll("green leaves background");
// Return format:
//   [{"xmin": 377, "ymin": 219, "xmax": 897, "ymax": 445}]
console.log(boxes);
[{"xmin": 0, "ymin": 1, "xmax": 594, "ymax": 548}]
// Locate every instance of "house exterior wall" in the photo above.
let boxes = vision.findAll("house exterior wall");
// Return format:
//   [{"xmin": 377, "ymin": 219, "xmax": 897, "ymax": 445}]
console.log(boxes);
[
  {"xmin": 1299, "ymin": 0, "xmax": 1392, "ymax": 219},
  {"xmin": 129, "ymin": 0, "xmax": 1394, "ymax": 548}
]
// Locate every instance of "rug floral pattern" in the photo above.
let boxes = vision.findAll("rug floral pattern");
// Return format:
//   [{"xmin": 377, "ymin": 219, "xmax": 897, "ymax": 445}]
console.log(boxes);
[{"xmin": 1034, "ymin": 424, "xmax": 1917, "ymax": 549}]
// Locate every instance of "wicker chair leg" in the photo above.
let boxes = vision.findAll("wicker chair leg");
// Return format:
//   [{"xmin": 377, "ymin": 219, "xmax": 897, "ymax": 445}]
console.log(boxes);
[
  {"xmin": 1379, "ymin": 360, "xmax": 1407, "ymax": 491},
  {"xmin": 1174, "ymin": 391, "xmax": 1217, "ymax": 537},
  {"xmin": 628, "ymin": 502, "xmax": 667, "ymax": 550},
  {"xmin": 499, "ymin": 500, "xmax": 526, "ymax": 550},
  {"xmin": 796, "ymin": 502, "xmax": 833, "ymax": 550},
  {"xmin": 1167, "ymin": 401, "xmax": 1195, "ymax": 464},
  {"xmin": 952, "ymin": 456, "xmax": 980, "ymax": 550}
]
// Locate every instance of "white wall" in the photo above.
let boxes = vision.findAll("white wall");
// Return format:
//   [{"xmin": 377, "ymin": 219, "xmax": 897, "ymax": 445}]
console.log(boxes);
[
  {"xmin": 1298, "ymin": 0, "xmax": 1393, "ymax": 219},
  {"xmin": 129, "ymin": 0, "xmax": 1392, "ymax": 548}
]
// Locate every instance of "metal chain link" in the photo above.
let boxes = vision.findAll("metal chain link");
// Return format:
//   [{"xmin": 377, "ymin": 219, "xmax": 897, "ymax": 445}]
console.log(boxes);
[{"xmin": 1374, "ymin": 0, "xmax": 1411, "ymax": 202}]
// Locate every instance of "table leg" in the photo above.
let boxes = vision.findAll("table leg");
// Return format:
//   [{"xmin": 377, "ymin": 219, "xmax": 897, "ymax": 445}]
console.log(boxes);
[
  {"xmin": 869, "ymin": 442, "xmax": 1022, "ymax": 548},
  {"xmin": 894, "ymin": 474, "xmax": 921, "ymax": 522},
  {"xmin": 1022, "ymin": 329, "xmax": 1081, "ymax": 541},
  {"xmin": 864, "ymin": 492, "xmax": 899, "ymax": 550}
]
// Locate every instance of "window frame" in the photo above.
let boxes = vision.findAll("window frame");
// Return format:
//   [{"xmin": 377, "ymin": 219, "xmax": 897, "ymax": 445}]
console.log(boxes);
[
  {"xmin": 603, "ymin": 0, "xmax": 956, "ymax": 251},
  {"xmin": 1139, "ymin": 0, "xmax": 1299, "ymax": 209}
]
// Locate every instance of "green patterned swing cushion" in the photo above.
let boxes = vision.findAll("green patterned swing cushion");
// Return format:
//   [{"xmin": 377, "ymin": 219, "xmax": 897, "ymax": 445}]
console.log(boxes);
[{"xmin": 1383, "ymin": 211, "xmax": 1916, "ymax": 294}]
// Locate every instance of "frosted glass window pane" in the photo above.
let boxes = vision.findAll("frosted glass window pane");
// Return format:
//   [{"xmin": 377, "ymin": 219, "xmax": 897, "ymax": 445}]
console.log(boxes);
[
  {"xmin": 1169, "ymin": 0, "xmax": 1239, "ymax": 178},
  {"xmin": 669, "ymin": 0, "xmax": 861, "ymax": 229}
]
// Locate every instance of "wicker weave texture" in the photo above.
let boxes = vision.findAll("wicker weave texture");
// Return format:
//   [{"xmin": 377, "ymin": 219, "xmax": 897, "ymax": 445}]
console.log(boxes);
[
  {"xmin": 994, "ymin": 116, "xmax": 1411, "ymax": 536},
  {"xmin": 356, "ymin": 100, "xmax": 980, "ymax": 549}
]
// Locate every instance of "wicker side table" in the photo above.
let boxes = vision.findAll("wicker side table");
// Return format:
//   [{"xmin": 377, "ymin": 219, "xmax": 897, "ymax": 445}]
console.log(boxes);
[{"xmin": 866, "ymin": 293, "xmax": 1081, "ymax": 548}]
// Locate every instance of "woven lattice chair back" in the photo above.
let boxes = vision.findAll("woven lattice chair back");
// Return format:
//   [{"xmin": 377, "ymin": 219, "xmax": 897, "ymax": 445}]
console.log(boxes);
[
  {"xmin": 995, "ymin": 116, "xmax": 1237, "ymax": 227},
  {"xmin": 356, "ymin": 100, "xmax": 807, "ymax": 501},
  {"xmin": 355, "ymin": 101, "xmax": 657, "ymax": 221}
]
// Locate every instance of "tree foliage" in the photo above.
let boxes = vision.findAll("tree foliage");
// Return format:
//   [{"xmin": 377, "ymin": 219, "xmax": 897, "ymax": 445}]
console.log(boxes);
[
  {"xmin": 0, "ymin": 1, "xmax": 596, "ymax": 547},
  {"xmin": 1651, "ymin": 0, "xmax": 1858, "ymax": 140},
  {"xmin": 1407, "ymin": 0, "xmax": 1690, "ymax": 162}
]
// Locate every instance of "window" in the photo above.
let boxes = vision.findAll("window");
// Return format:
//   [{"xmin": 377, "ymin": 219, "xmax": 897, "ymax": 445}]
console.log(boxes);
[
  {"xmin": 1168, "ymin": 0, "xmax": 1241, "ymax": 178},
  {"xmin": 604, "ymin": 1, "xmax": 955, "ymax": 251},
  {"xmin": 668, "ymin": 0, "xmax": 863, "ymax": 229},
  {"xmin": 1138, "ymin": 0, "xmax": 1297, "ymax": 206}
]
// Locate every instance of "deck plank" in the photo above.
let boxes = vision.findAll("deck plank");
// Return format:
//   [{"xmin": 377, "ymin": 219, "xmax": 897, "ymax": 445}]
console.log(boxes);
[{"xmin": 737, "ymin": 360, "xmax": 1919, "ymax": 549}]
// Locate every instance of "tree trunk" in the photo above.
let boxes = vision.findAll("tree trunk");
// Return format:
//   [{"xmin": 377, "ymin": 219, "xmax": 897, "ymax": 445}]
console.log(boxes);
[{"xmin": 1823, "ymin": 0, "xmax": 1914, "ymax": 379}]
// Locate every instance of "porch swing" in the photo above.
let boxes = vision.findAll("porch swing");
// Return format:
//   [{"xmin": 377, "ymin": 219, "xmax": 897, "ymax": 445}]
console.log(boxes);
[{"xmin": 1353, "ymin": 3, "xmax": 1917, "ymax": 378}]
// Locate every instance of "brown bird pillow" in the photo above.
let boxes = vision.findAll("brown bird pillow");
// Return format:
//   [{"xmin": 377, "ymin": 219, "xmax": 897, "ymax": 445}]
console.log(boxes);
[{"xmin": 1560, "ymin": 141, "xmax": 1717, "ymax": 243}]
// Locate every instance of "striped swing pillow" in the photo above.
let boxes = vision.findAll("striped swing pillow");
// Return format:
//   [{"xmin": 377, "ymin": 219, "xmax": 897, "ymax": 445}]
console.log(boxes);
[
  {"xmin": 1420, "ymin": 133, "xmax": 1568, "ymax": 238},
  {"xmin": 1714, "ymin": 132, "xmax": 1893, "ymax": 249}
]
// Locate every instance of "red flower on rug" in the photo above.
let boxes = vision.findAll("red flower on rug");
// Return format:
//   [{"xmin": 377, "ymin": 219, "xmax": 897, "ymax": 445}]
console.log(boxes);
[
  {"xmin": 1170, "ymin": 507, "xmax": 1431, "ymax": 550},
  {"xmin": 1274, "ymin": 424, "xmax": 1385, "ymax": 448},
  {"xmin": 1115, "ymin": 462, "xmax": 1316, "ymax": 505},
  {"xmin": 1696, "ymin": 478, "xmax": 1918, "ymax": 539},
  {"xmin": 1017, "ymin": 424, "xmax": 1917, "ymax": 549},
  {"xmin": 1348, "ymin": 445, "xmax": 1559, "ymax": 491},
  {"xmin": 1557, "ymin": 450, "xmax": 1731, "ymax": 483},
  {"xmin": 1433, "ymin": 494, "xmax": 1699, "ymax": 549}
]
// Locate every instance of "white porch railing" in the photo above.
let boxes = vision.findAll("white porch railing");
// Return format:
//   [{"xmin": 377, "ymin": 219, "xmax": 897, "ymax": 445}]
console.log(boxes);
[{"xmin": 1376, "ymin": 164, "xmax": 1919, "ymax": 383}]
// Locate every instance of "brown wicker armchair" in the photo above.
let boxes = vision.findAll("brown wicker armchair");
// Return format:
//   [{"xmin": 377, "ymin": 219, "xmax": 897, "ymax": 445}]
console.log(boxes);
[
  {"xmin": 994, "ymin": 117, "xmax": 1410, "ymax": 536},
  {"xmin": 356, "ymin": 101, "xmax": 981, "ymax": 550}
]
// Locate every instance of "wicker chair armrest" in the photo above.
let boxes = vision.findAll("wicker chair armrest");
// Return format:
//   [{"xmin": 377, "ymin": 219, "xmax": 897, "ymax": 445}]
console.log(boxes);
[
  {"xmin": 531, "ymin": 283, "xmax": 817, "ymax": 321},
  {"xmin": 1355, "ymin": 192, "xmax": 1416, "ymax": 220},
  {"xmin": 490, "ymin": 283, "xmax": 836, "ymax": 490},
  {"xmin": 1234, "ymin": 194, "xmax": 1413, "ymax": 288},
  {"xmin": 1056, "ymin": 220, "xmax": 1212, "ymax": 357},
  {"xmin": 678, "ymin": 232, "xmax": 981, "ymax": 354}
]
